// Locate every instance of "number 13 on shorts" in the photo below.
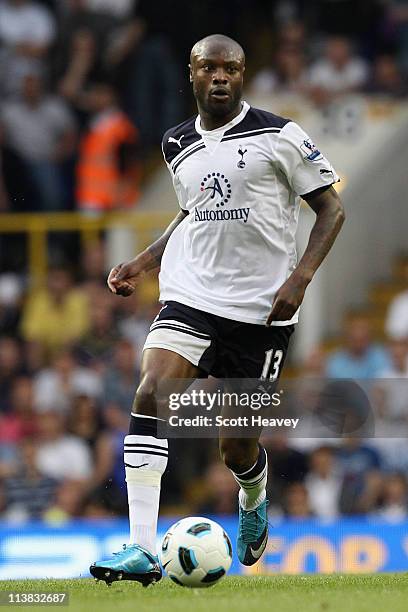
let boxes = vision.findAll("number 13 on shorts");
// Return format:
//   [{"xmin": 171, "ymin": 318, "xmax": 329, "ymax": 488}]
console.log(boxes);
[{"xmin": 261, "ymin": 349, "xmax": 283, "ymax": 380}]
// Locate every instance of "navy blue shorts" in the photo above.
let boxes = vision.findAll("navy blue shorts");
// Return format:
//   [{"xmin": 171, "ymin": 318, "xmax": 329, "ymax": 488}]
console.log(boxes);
[{"xmin": 143, "ymin": 301, "xmax": 294, "ymax": 379}]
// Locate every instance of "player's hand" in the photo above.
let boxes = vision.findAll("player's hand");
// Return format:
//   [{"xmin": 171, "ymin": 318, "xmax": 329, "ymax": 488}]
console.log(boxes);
[
  {"xmin": 107, "ymin": 261, "xmax": 143, "ymax": 297},
  {"xmin": 266, "ymin": 273, "xmax": 309, "ymax": 325}
]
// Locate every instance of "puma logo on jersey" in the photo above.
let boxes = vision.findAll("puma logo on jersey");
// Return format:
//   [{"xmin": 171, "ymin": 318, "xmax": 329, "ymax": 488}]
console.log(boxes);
[{"xmin": 168, "ymin": 135, "xmax": 185, "ymax": 148}]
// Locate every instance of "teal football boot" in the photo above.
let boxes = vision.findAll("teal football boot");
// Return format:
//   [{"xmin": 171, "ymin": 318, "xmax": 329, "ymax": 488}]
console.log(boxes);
[
  {"xmin": 90, "ymin": 544, "xmax": 162, "ymax": 587},
  {"xmin": 237, "ymin": 499, "xmax": 269, "ymax": 566}
]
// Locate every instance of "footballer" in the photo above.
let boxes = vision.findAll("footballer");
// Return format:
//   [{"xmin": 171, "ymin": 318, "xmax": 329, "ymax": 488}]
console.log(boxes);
[{"xmin": 90, "ymin": 34, "xmax": 345, "ymax": 585}]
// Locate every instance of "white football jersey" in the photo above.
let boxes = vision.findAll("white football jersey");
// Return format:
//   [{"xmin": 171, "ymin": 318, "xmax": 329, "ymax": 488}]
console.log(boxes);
[{"xmin": 159, "ymin": 101, "xmax": 339, "ymax": 326}]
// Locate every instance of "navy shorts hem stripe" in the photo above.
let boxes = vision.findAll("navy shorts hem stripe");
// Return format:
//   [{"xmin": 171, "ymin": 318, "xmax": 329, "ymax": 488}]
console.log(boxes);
[{"xmin": 151, "ymin": 301, "xmax": 294, "ymax": 379}]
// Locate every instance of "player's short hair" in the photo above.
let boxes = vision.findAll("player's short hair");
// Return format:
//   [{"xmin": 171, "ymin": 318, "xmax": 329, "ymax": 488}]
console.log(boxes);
[{"xmin": 190, "ymin": 34, "xmax": 245, "ymax": 63}]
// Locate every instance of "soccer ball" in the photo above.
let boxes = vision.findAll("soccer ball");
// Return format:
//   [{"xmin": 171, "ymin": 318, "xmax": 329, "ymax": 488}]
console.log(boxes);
[{"xmin": 160, "ymin": 516, "xmax": 232, "ymax": 587}]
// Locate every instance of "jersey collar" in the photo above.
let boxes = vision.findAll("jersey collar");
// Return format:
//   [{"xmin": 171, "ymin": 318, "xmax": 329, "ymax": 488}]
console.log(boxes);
[{"xmin": 195, "ymin": 101, "xmax": 250, "ymax": 136}]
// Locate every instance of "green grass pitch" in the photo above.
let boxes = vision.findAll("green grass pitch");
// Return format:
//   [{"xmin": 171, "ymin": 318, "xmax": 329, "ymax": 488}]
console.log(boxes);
[{"xmin": 1, "ymin": 575, "xmax": 407, "ymax": 612}]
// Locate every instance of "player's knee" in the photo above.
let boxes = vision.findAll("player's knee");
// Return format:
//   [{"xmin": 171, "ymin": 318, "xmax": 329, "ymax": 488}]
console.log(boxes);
[
  {"xmin": 220, "ymin": 438, "xmax": 255, "ymax": 473},
  {"xmin": 132, "ymin": 374, "xmax": 159, "ymax": 417}
]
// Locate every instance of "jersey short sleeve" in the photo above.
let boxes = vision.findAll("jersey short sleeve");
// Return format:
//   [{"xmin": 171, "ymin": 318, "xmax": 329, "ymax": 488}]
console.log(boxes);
[
  {"xmin": 274, "ymin": 121, "xmax": 339, "ymax": 197},
  {"xmin": 161, "ymin": 139, "xmax": 188, "ymax": 211},
  {"xmin": 171, "ymin": 172, "xmax": 188, "ymax": 211}
]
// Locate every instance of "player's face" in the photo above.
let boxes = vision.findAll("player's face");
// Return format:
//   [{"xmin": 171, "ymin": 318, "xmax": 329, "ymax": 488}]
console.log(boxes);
[{"xmin": 190, "ymin": 48, "xmax": 244, "ymax": 118}]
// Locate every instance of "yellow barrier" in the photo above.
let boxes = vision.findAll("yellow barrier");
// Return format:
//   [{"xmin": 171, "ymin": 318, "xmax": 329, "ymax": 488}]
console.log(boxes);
[{"xmin": 0, "ymin": 211, "xmax": 173, "ymax": 286}]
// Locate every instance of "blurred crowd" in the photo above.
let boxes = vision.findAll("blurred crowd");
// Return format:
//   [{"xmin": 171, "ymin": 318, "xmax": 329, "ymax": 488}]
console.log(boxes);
[
  {"xmin": 0, "ymin": 0, "xmax": 408, "ymax": 524},
  {"xmin": 0, "ymin": 0, "xmax": 184, "ymax": 213},
  {"xmin": 0, "ymin": 0, "xmax": 407, "ymax": 212},
  {"xmin": 0, "ymin": 245, "xmax": 407, "ymax": 524}
]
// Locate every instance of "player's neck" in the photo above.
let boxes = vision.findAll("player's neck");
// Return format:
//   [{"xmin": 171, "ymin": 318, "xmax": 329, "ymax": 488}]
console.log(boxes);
[{"xmin": 198, "ymin": 102, "xmax": 243, "ymax": 131}]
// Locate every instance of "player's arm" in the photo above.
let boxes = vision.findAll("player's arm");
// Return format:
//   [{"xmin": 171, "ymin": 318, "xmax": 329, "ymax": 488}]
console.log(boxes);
[
  {"xmin": 267, "ymin": 186, "xmax": 345, "ymax": 324},
  {"xmin": 107, "ymin": 209, "xmax": 188, "ymax": 296}
]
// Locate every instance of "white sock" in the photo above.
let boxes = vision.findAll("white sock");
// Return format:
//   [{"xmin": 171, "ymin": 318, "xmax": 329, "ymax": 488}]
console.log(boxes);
[
  {"xmin": 124, "ymin": 416, "xmax": 168, "ymax": 554},
  {"xmin": 231, "ymin": 446, "xmax": 268, "ymax": 511}
]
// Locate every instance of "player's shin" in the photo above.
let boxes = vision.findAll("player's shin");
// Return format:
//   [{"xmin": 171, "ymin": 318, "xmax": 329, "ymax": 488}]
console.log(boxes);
[
  {"xmin": 125, "ymin": 413, "xmax": 168, "ymax": 554},
  {"xmin": 231, "ymin": 444, "xmax": 268, "ymax": 511}
]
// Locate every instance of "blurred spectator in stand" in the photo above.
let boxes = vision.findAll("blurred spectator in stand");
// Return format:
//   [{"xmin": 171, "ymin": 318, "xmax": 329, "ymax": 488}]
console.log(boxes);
[
  {"xmin": 1, "ymin": 438, "xmax": 57, "ymax": 521},
  {"xmin": 93, "ymin": 339, "xmax": 142, "ymax": 513},
  {"xmin": 0, "ymin": 442, "xmax": 18, "ymax": 479},
  {"xmin": 370, "ymin": 338, "xmax": 408, "ymax": 469},
  {"xmin": 309, "ymin": 36, "xmax": 369, "ymax": 106},
  {"xmin": 283, "ymin": 482, "xmax": 313, "ymax": 518},
  {"xmin": 24, "ymin": 340, "xmax": 46, "ymax": 376},
  {"xmin": 103, "ymin": 2, "xmax": 183, "ymax": 148},
  {"xmin": 251, "ymin": 20, "xmax": 307, "ymax": 96},
  {"xmin": 366, "ymin": 54, "xmax": 408, "ymax": 98},
  {"xmin": 34, "ymin": 348, "xmax": 101, "ymax": 413},
  {"xmin": 91, "ymin": 340, "xmax": 139, "ymax": 512},
  {"xmin": 305, "ymin": 446, "xmax": 342, "ymax": 518},
  {"xmin": 338, "ymin": 438, "xmax": 383, "ymax": 515},
  {"xmin": 338, "ymin": 438, "xmax": 382, "ymax": 477},
  {"xmin": 376, "ymin": 339, "xmax": 408, "ymax": 417},
  {"xmin": 57, "ymin": 28, "xmax": 99, "ymax": 121},
  {"xmin": 68, "ymin": 394, "xmax": 104, "ymax": 453},
  {"xmin": 286, "ymin": 346, "xmax": 331, "ymax": 455},
  {"xmin": 118, "ymin": 295, "xmax": 159, "ymax": 357},
  {"xmin": 374, "ymin": 472, "xmax": 408, "ymax": 521},
  {"xmin": 263, "ymin": 434, "xmax": 308, "ymax": 510},
  {"xmin": 76, "ymin": 82, "xmax": 141, "ymax": 213},
  {"xmin": 371, "ymin": 341, "xmax": 408, "ymax": 475},
  {"xmin": 0, "ymin": 369, "xmax": 30, "ymax": 479},
  {"xmin": 43, "ymin": 479, "xmax": 86, "ymax": 523},
  {"xmin": 80, "ymin": 240, "xmax": 107, "ymax": 287},
  {"xmin": 0, "ymin": 274, "xmax": 23, "ymax": 336},
  {"xmin": 0, "ymin": 337, "xmax": 23, "ymax": 412},
  {"xmin": 291, "ymin": 346, "xmax": 326, "ymax": 415},
  {"xmin": 250, "ymin": 46, "xmax": 308, "ymax": 96},
  {"xmin": 372, "ymin": 437, "xmax": 408, "ymax": 476},
  {"xmin": 1, "ymin": 72, "xmax": 77, "ymax": 211},
  {"xmin": 76, "ymin": 303, "xmax": 119, "ymax": 366},
  {"xmin": 300, "ymin": 346, "xmax": 327, "ymax": 378},
  {"xmin": 195, "ymin": 461, "xmax": 239, "ymax": 515},
  {"xmin": 92, "ymin": 404, "xmax": 127, "ymax": 513},
  {"xmin": 54, "ymin": 0, "xmax": 135, "ymax": 36},
  {"xmin": 35, "ymin": 409, "xmax": 93, "ymax": 481},
  {"xmin": 21, "ymin": 267, "xmax": 90, "ymax": 356},
  {"xmin": 0, "ymin": 0, "xmax": 56, "ymax": 97},
  {"xmin": 103, "ymin": 339, "xmax": 139, "ymax": 420},
  {"xmin": 0, "ymin": 376, "xmax": 36, "ymax": 441},
  {"xmin": 326, "ymin": 310, "xmax": 391, "ymax": 378},
  {"xmin": 277, "ymin": 21, "xmax": 307, "ymax": 52},
  {"xmin": 386, "ymin": 258, "xmax": 408, "ymax": 340},
  {"xmin": 80, "ymin": 280, "xmax": 113, "ymax": 315},
  {"xmin": 162, "ymin": 438, "xmax": 215, "ymax": 510},
  {"xmin": 54, "ymin": 0, "xmax": 136, "ymax": 119}
]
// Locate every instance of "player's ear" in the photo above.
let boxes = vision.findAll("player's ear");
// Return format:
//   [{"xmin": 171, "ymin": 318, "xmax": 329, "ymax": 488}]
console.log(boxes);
[{"xmin": 188, "ymin": 63, "xmax": 193, "ymax": 83}]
